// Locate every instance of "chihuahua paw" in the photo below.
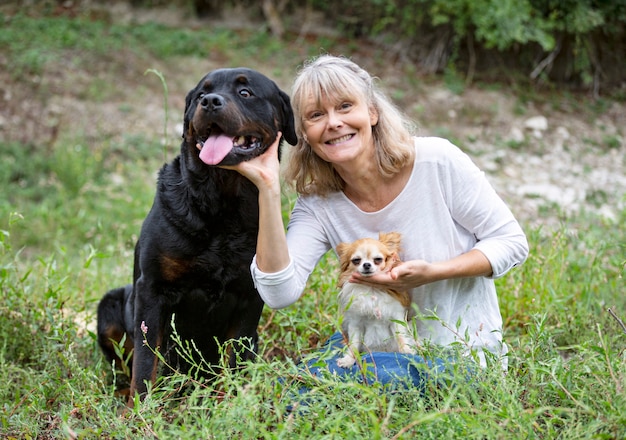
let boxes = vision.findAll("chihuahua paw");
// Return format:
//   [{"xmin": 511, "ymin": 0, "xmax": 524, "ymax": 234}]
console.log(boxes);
[
  {"xmin": 398, "ymin": 342, "xmax": 416, "ymax": 354},
  {"xmin": 336, "ymin": 355, "xmax": 356, "ymax": 368}
]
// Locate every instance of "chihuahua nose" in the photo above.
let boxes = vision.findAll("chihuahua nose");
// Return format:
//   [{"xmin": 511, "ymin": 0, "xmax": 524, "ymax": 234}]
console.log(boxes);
[{"xmin": 362, "ymin": 262, "xmax": 372, "ymax": 271}]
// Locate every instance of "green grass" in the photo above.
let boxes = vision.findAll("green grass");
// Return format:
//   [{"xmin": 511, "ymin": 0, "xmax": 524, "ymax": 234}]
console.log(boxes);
[
  {"xmin": 0, "ymin": 13, "xmax": 230, "ymax": 78},
  {"xmin": 1, "ymin": 10, "xmax": 625, "ymax": 439},
  {"xmin": 1, "ymin": 213, "xmax": 624, "ymax": 437}
]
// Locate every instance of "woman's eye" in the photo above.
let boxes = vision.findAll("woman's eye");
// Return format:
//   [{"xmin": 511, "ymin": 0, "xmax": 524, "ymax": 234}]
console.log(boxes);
[
  {"xmin": 239, "ymin": 89, "xmax": 251, "ymax": 98},
  {"xmin": 307, "ymin": 111, "xmax": 323, "ymax": 121},
  {"xmin": 339, "ymin": 102, "xmax": 353, "ymax": 110}
]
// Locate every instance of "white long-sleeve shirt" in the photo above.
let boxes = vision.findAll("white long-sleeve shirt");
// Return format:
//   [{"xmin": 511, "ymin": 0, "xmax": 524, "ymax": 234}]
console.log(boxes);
[{"xmin": 251, "ymin": 137, "xmax": 529, "ymax": 364}]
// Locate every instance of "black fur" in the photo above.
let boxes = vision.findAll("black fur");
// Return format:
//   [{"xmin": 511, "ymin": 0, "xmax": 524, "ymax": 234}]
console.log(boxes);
[{"xmin": 96, "ymin": 68, "xmax": 296, "ymax": 403}]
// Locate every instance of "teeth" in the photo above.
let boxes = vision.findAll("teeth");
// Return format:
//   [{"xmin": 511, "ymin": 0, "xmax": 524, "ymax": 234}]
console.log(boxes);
[
  {"xmin": 328, "ymin": 134, "xmax": 352, "ymax": 145},
  {"xmin": 233, "ymin": 136, "xmax": 246, "ymax": 147},
  {"xmin": 232, "ymin": 136, "xmax": 261, "ymax": 149}
]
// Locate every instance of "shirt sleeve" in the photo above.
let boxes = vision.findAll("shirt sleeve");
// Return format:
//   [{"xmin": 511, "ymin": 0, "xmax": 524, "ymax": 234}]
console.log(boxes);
[
  {"xmin": 441, "ymin": 140, "xmax": 529, "ymax": 278},
  {"xmin": 250, "ymin": 255, "xmax": 300, "ymax": 309},
  {"xmin": 250, "ymin": 197, "xmax": 331, "ymax": 309}
]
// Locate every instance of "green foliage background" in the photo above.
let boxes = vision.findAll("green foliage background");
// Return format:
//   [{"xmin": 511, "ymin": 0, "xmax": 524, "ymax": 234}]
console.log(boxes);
[{"xmin": 310, "ymin": 0, "xmax": 626, "ymax": 89}]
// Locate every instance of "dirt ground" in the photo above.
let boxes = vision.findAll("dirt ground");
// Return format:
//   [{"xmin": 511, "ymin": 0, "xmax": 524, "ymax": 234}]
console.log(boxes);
[{"xmin": 1, "ymin": 3, "xmax": 625, "ymax": 229}]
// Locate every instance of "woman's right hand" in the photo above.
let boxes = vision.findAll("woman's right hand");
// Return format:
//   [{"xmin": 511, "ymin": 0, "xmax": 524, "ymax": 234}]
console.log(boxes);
[{"xmin": 219, "ymin": 132, "xmax": 283, "ymax": 191}]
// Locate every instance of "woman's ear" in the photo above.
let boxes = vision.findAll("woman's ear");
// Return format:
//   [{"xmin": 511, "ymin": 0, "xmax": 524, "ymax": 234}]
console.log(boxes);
[{"xmin": 369, "ymin": 106, "xmax": 379, "ymax": 126}]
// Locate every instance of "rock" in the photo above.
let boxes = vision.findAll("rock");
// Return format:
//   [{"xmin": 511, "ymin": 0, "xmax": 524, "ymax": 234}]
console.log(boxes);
[
  {"xmin": 598, "ymin": 205, "xmax": 617, "ymax": 222},
  {"xmin": 524, "ymin": 116, "xmax": 548, "ymax": 139},
  {"xmin": 555, "ymin": 126, "xmax": 570, "ymax": 140},
  {"xmin": 508, "ymin": 126, "xmax": 525, "ymax": 143},
  {"xmin": 524, "ymin": 116, "xmax": 548, "ymax": 131},
  {"xmin": 517, "ymin": 183, "xmax": 582, "ymax": 208}
]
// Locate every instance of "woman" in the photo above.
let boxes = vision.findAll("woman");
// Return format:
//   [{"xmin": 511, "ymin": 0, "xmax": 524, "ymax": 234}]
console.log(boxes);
[{"xmin": 225, "ymin": 55, "xmax": 528, "ymax": 387}]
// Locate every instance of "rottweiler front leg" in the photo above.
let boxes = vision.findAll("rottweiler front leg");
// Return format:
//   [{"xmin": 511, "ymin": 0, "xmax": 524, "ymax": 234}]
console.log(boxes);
[
  {"xmin": 127, "ymin": 279, "xmax": 167, "ymax": 407},
  {"xmin": 226, "ymin": 294, "xmax": 265, "ymax": 369}
]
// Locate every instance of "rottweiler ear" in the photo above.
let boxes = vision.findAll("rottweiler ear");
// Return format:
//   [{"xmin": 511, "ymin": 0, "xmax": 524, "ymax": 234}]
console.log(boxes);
[
  {"xmin": 182, "ymin": 87, "xmax": 196, "ymax": 138},
  {"xmin": 278, "ymin": 90, "xmax": 298, "ymax": 146}
]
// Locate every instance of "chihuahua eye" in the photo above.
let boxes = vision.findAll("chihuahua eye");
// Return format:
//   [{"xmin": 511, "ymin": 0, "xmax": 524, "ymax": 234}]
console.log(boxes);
[
  {"xmin": 373, "ymin": 257, "xmax": 384, "ymax": 265},
  {"xmin": 351, "ymin": 258, "xmax": 361, "ymax": 265}
]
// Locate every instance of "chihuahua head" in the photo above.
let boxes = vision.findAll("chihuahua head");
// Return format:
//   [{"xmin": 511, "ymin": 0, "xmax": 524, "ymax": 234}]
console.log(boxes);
[{"xmin": 336, "ymin": 231, "xmax": 402, "ymax": 286}]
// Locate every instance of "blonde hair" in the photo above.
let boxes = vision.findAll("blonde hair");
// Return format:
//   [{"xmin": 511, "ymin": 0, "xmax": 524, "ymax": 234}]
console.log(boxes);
[{"xmin": 285, "ymin": 55, "xmax": 416, "ymax": 196}]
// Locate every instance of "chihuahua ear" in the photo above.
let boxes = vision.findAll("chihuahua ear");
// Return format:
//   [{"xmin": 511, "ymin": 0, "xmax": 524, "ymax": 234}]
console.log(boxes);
[
  {"xmin": 336, "ymin": 242, "xmax": 348, "ymax": 257},
  {"xmin": 336, "ymin": 242, "xmax": 351, "ymax": 271},
  {"xmin": 378, "ymin": 231, "xmax": 402, "ymax": 253},
  {"xmin": 336, "ymin": 242, "xmax": 353, "ymax": 287}
]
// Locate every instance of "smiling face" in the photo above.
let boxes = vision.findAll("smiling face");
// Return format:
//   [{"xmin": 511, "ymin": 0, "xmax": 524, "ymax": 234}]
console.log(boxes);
[{"xmin": 301, "ymin": 93, "xmax": 378, "ymax": 165}]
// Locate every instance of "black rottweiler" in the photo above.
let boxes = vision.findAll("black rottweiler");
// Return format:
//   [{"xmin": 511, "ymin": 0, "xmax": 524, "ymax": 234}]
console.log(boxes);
[{"xmin": 96, "ymin": 68, "xmax": 297, "ymax": 404}]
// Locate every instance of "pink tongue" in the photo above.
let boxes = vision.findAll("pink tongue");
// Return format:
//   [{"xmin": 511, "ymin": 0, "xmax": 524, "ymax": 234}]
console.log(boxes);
[{"xmin": 199, "ymin": 134, "xmax": 233, "ymax": 165}]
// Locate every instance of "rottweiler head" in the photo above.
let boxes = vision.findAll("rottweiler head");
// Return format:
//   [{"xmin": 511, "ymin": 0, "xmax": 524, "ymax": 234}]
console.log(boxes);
[{"xmin": 183, "ymin": 68, "xmax": 297, "ymax": 166}]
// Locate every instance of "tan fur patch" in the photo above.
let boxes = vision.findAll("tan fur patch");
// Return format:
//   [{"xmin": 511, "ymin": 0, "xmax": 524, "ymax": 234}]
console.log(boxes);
[{"xmin": 160, "ymin": 255, "xmax": 191, "ymax": 282}]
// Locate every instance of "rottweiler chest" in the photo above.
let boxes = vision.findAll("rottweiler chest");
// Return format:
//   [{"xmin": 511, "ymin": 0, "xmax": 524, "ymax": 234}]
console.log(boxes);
[{"xmin": 158, "ymin": 248, "xmax": 252, "ymax": 285}]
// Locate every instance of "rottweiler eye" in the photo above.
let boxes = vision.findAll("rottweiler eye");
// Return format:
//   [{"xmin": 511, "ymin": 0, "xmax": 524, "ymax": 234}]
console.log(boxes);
[
  {"xmin": 351, "ymin": 258, "xmax": 361, "ymax": 265},
  {"xmin": 373, "ymin": 257, "xmax": 384, "ymax": 265},
  {"xmin": 239, "ymin": 89, "xmax": 252, "ymax": 98}
]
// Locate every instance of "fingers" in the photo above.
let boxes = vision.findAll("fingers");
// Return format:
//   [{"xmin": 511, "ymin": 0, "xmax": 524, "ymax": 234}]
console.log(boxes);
[
  {"xmin": 349, "ymin": 264, "xmax": 409, "ymax": 288},
  {"xmin": 259, "ymin": 131, "xmax": 282, "ymax": 158},
  {"xmin": 350, "ymin": 271, "xmax": 392, "ymax": 286},
  {"xmin": 218, "ymin": 132, "xmax": 282, "ymax": 175},
  {"xmin": 271, "ymin": 131, "xmax": 283, "ymax": 150},
  {"xmin": 389, "ymin": 267, "xmax": 399, "ymax": 280}
]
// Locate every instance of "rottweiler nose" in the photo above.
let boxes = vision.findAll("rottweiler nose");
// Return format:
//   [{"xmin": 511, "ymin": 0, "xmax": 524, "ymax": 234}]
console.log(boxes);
[{"xmin": 200, "ymin": 93, "xmax": 225, "ymax": 111}]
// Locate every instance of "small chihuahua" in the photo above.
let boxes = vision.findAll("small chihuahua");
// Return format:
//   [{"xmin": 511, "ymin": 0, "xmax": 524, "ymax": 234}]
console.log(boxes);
[{"xmin": 335, "ymin": 232, "xmax": 416, "ymax": 368}]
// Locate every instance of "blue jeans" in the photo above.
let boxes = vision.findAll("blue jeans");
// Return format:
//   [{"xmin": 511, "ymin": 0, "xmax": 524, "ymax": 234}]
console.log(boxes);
[{"xmin": 295, "ymin": 332, "xmax": 462, "ymax": 392}]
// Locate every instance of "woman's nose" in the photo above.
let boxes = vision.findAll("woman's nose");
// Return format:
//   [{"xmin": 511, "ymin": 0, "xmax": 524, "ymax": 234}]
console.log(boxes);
[{"xmin": 326, "ymin": 110, "xmax": 343, "ymax": 129}]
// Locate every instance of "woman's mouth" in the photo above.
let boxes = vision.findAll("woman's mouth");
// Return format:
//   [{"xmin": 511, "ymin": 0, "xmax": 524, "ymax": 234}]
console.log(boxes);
[{"xmin": 326, "ymin": 134, "xmax": 354, "ymax": 145}]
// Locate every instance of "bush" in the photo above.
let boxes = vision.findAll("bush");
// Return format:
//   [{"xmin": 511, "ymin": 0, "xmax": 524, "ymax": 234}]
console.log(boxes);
[{"xmin": 310, "ymin": 0, "xmax": 626, "ymax": 91}]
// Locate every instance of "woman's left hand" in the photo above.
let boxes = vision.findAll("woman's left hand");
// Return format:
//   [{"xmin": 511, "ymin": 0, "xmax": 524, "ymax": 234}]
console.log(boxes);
[
  {"xmin": 349, "ymin": 260, "xmax": 435, "ymax": 291},
  {"xmin": 349, "ymin": 250, "xmax": 493, "ymax": 290}
]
